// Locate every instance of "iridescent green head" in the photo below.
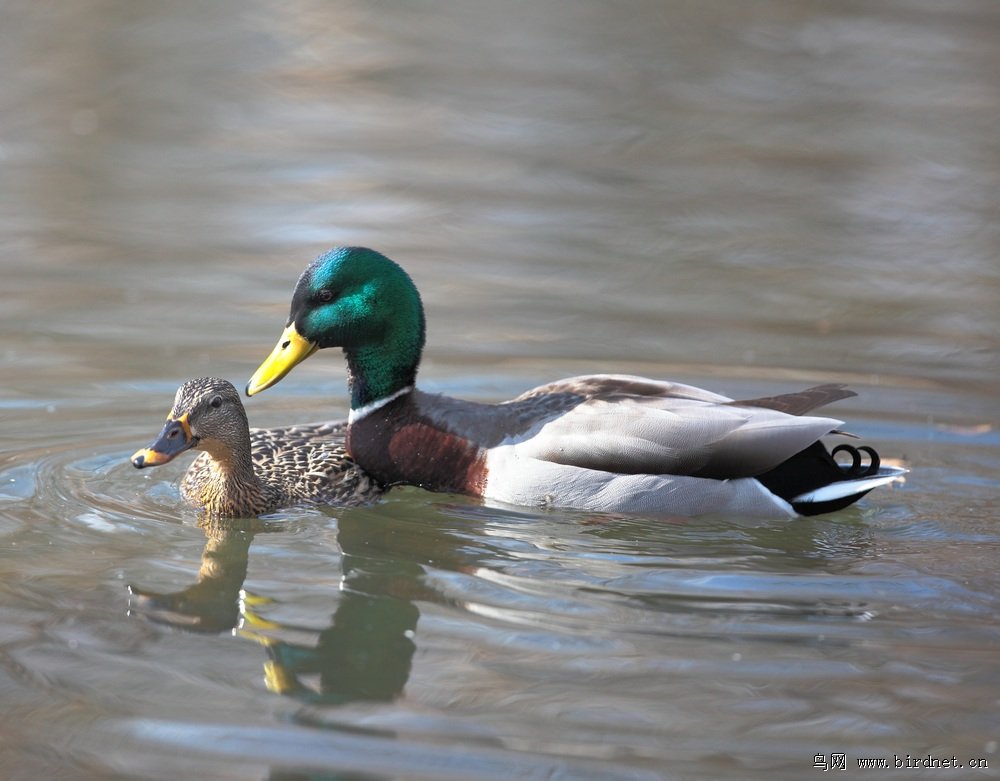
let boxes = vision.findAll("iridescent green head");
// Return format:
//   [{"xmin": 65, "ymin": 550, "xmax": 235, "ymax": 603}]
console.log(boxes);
[{"xmin": 246, "ymin": 247, "xmax": 426, "ymax": 408}]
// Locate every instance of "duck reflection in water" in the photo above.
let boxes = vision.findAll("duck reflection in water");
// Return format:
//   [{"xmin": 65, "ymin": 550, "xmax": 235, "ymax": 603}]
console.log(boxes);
[
  {"xmin": 129, "ymin": 511, "xmax": 422, "ymax": 705},
  {"xmin": 129, "ymin": 376, "xmax": 421, "ymax": 703}
]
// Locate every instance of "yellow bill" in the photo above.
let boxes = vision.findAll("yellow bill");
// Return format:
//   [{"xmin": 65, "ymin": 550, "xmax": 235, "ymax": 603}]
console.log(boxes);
[{"xmin": 245, "ymin": 323, "xmax": 319, "ymax": 396}]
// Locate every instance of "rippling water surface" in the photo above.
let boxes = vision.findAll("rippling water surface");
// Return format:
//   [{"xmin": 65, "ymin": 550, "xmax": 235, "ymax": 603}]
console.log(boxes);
[{"xmin": 1, "ymin": 2, "xmax": 998, "ymax": 780}]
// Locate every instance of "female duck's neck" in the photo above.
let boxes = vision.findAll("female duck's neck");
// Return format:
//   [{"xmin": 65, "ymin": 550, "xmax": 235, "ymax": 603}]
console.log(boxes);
[
  {"xmin": 206, "ymin": 447, "xmax": 259, "ymax": 486},
  {"xmin": 199, "ymin": 458, "xmax": 271, "ymax": 517},
  {"xmin": 345, "ymin": 343, "xmax": 419, "ymax": 411}
]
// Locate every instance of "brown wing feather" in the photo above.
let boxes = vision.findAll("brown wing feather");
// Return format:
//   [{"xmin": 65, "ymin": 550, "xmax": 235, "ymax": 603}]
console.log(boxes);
[{"xmin": 728, "ymin": 384, "xmax": 857, "ymax": 415}]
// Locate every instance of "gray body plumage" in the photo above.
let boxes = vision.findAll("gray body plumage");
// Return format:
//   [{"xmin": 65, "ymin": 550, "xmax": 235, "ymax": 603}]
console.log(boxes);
[{"xmin": 369, "ymin": 375, "xmax": 905, "ymax": 517}]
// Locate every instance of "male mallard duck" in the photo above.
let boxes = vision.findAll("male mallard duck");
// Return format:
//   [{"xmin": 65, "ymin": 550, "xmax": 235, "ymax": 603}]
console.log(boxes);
[
  {"xmin": 245, "ymin": 247, "xmax": 906, "ymax": 518},
  {"xmin": 131, "ymin": 377, "xmax": 381, "ymax": 517}
]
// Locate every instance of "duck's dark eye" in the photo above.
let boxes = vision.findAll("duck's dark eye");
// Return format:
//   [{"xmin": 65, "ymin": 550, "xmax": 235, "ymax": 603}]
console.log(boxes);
[
  {"xmin": 209, "ymin": 395, "xmax": 223, "ymax": 409},
  {"xmin": 318, "ymin": 289, "xmax": 334, "ymax": 303}
]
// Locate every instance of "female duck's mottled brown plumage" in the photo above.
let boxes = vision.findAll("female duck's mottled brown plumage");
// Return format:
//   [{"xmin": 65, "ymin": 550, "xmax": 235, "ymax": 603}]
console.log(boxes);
[{"xmin": 132, "ymin": 378, "xmax": 381, "ymax": 517}]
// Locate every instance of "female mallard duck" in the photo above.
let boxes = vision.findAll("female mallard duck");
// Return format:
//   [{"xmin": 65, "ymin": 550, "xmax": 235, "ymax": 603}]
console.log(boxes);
[
  {"xmin": 131, "ymin": 377, "xmax": 381, "ymax": 517},
  {"xmin": 244, "ymin": 247, "xmax": 906, "ymax": 518}
]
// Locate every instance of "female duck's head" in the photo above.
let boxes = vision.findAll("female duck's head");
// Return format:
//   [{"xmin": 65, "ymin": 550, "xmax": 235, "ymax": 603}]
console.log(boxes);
[
  {"xmin": 246, "ymin": 247, "xmax": 426, "ymax": 407},
  {"xmin": 132, "ymin": 378, "xmax": 250, "ymax": 468}
]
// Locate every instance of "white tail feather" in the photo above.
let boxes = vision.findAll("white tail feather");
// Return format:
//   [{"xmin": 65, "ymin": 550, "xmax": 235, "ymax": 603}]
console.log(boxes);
[{"xmin": 792, "ymin": 467, "xmax": 908, "ymax": 505}]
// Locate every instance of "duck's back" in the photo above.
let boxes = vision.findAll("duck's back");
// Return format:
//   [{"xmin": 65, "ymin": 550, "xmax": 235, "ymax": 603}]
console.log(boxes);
[{"xmin": 250, "ymin": 420, "xmax": 382, "ymax": 508}]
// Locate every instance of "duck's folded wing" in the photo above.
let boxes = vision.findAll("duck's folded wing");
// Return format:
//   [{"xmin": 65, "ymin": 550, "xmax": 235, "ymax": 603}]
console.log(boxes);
[
  {"xmin": 513, "ymin": 398, "xmax": 843, "ymax": 479},
  {"xmin": 417, "ymin": 375, "xmax": 738, "ymax": 448},
  {"xmin": 510, "ymin": 374, "xmax": 735, "ymax": 405}
]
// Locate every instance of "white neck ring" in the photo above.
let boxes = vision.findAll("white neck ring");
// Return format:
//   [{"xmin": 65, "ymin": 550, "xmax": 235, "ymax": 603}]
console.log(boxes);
[{"xmin": 348, "ymin": 386, "xmax": 413, "ymax": 424}]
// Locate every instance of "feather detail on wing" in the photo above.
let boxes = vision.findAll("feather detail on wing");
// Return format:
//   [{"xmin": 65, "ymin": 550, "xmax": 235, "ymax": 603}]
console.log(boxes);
[
  {"xmin": 414, "ymin": 375, "xmax": 737, "ymax": 447},
  {"xmin": 511, "ymin": 398, "xmax": 842, "ymax": 478},
  {"xmin": 727, "ymin": 383, "xmax": 856, "ymax": 415},
  {"xmin": 247, "ymin": 420, "xmax": 379, "ymax": 505}
]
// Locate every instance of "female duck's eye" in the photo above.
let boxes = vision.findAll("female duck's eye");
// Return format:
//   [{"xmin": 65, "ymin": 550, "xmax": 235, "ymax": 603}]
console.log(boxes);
[
  {"xmin": 209, "ymin": 395, "xmax": 223, "ymax": 409},
  {"xmin": 318, "ymin": 289, "xmax": 334, "ymax": 303}
]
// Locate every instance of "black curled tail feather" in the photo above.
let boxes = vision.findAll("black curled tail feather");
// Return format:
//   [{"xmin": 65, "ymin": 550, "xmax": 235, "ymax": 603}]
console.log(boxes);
[
  {"xmin": 831, "ymin": 444, "xmax": 880, "ymax": 476},
  {"xmin": 756, "ymin": 441, "xmax": 884, "ymax": 516}
]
